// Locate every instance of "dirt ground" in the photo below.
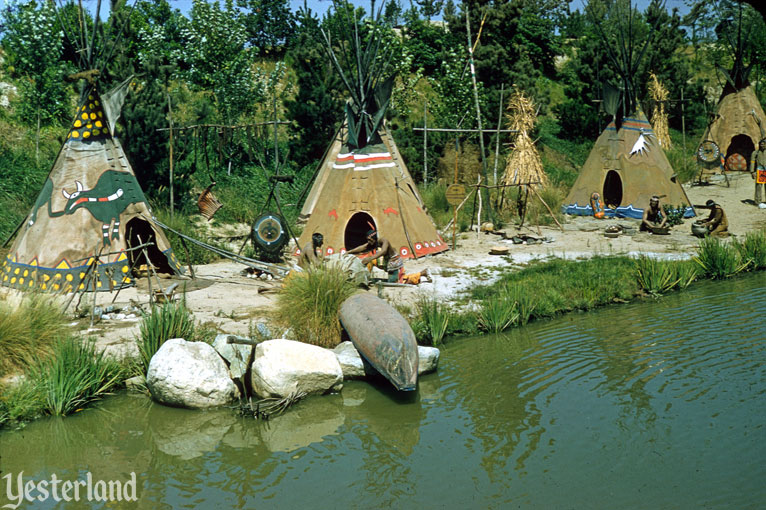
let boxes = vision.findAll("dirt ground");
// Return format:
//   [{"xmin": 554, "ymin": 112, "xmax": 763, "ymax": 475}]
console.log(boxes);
[{"xmin": 11, "ymin": 172, "xmax": 765, "ymax": 360}]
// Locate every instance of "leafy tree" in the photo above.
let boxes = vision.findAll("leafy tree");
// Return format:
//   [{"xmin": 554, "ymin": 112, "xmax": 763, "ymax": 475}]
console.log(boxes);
[
  {"xmin": 284, "ymin": 5, "xmax": 344, "ymax": 168},
  {"xmin": 235, "ymin": 0, "xmax": 296, "ymax": 54},
  {"xmin": 1, "ymin": 1, "xmax": 70, "ymax": 125},
  {"xmin": 177, "ymin": 0, "xmax": 264, "ymax": 123},
  {"xmin": 415, "ymin": 0, "xmax": 444, "ymax": 20},
  {"xmin": 1, "ymin": 0, "xmax": 71, "ymax": 161}
]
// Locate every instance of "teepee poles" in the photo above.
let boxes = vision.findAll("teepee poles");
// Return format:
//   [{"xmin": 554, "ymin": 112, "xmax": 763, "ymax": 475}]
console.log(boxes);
[{"xmin": 465, "ymin": 9, "xmax": 493, "ymax": 224}]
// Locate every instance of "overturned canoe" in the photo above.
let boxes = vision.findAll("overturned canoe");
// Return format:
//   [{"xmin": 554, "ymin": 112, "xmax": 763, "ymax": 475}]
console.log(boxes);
[{"xmin": 339, "ymin": 293, "xmax": 419, "ymax": 391}]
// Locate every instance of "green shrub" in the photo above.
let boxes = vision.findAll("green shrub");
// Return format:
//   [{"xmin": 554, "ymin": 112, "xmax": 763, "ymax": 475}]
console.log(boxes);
[
  {"xmin": 413, "ymin": 294, "xmax": 451, "ymax": 346},
  {"xmin": 506, "ymin": 285, "xmax": 538, "ymax": 325},
  {"xmin": 0, "ymin": 294, "xmax": 68, "ymax": 377},
  {"xmin": 635, "ymin": 255, "xmax": 679, "ymax": 295},
  {"xmin": 478, "ymin": 290, "xmax": 519, "ymax": 333},
  {"xmin": 138, "ymin": 300, "xmax": 196, "ymax": 372},
  {"xmin": 694, "ymin": 237, "xmax": 748, "ymax": 279},
  {"xmin": 0, "ymin": 379, "xmax": 45, "ymax": 426},
  {"xmin": 675, "ymin": 260, "xmax": 699, "ymax": 289},
  {"xmin": 28, "ymin": 336, "xmax": 124, "ymax": 416},
  {"xmin": 734, "ymin": 229, "xmax": 766, "ymax": 271},
  {"xmin": 276, "ymin": 265, "xmax": 358, "ymax": 348}
]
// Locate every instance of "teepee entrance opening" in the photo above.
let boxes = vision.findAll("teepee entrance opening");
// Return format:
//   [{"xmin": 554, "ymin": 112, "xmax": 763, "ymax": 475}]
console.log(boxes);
[
  {"xmin": 126, "ymin": 218, "xmax": 173, "ymax": 273},
  {"xmin": 603, "ymin": 170, "xmax": 623, "ymax": 208},
  {"xmin": 344, "ymin": 212, "xmax": 376, "ymax": 252},
  {"xmin": 725, "ymin": 135, "xmax": 754, "ymax": 171}
]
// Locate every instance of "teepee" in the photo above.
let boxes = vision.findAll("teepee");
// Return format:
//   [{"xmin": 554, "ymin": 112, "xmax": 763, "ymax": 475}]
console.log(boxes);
[
  {"xmin": 295, "ymin": 1, "xmax": 446, "ymax": 259},
  {"xmin": 698, "ymin": 4, "xmax": 766, "ymax": 175},
  {"xmin": 2, "ymin": 6, "xmax": 181, "ymax": 292},
  {"xmin": 562, "ymin": 1, "xmax": 693, "ymax": 219}
]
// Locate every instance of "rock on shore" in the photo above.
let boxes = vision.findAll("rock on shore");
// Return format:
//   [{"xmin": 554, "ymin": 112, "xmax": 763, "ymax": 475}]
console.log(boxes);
[
  {"xmin": 251, "ymin": 339, "xmax": 343, "ymax": 398},
  {"xmin": 146, "ymin": 338, "xmax": 239, "ymax": 409}
]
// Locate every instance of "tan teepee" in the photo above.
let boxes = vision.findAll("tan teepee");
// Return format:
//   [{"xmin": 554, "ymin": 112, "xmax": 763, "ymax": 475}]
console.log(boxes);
[
  {"xmin": 562, "ymin": 111, "xmax": 693, "ymax": 219},
  {"xmin": 701, "ymin": 86, "xmax": 766, "ymax": 173},
  {"xmin": 2, "ymin": 83, "xmax": 182, "ymax": 292},
  {"xmin": 295, "ymin": 3, "xmax": 446, "ymax": 260},
  {"xmin": 698, "ymin": 4, "xmax": 766, "ymax": 175},
  {"xmin": 296, "ymin": 123, "xmax": 447, "ymax": 259}
]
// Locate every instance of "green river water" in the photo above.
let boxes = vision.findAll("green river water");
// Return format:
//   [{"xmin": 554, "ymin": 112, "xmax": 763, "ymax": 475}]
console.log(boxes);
[{"xmin": 1, "ymin": 273, "xmax": 764, "ymax": 509}]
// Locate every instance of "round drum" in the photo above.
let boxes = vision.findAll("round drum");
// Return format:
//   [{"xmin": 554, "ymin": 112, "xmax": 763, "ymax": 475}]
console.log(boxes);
[{"xmin": 725, "ymin": 153, "xmax": 748, "ymax": 172}]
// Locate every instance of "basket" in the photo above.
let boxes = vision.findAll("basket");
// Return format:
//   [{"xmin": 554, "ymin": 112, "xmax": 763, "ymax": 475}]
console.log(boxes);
[
  {"xmin": 197, "ymin": 183, "xmax": 223, "ymax": 221},
  {"xmin": 650, "ymin": 226, "xmax": 670, "ymax": 235}
]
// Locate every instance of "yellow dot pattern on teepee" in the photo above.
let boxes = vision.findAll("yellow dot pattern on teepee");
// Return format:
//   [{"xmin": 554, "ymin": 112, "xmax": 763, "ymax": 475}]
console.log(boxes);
[{"xmin": 67, "ymin": 90, "xmax": 109, "ymax": 142}]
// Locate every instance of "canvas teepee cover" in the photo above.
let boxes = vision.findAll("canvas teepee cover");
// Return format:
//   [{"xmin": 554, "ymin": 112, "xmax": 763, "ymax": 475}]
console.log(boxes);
[
  {"xmin": 296, "ymin": 123, "xmax": 447, "ymax": 259},
  {"xmin": 564, "ymin": 1, "xmax": 694, "ymax": 219},
  {"xmin": 563, "ymin": 111, "xmax": 694, "ymax": 219},
  {"xmin": 295, "ymin": 1, "xmax": 446, "ymax": 260},
  {"xmin": 702, "ymin": 86, "xmax": 766, "ymax": 173},
  {"xmin": 699, "ymin": 3, "xmax": 766, "ymax": 175},
  {"xmin": 2, "ymin": 84, "xmax": 182, "ymax": 292}
]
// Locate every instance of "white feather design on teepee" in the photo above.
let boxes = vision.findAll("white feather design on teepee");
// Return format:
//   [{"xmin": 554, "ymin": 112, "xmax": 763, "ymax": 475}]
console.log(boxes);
[{"xmin": 630, "ymin": 129, "xmax": 653, "ymax": 156}]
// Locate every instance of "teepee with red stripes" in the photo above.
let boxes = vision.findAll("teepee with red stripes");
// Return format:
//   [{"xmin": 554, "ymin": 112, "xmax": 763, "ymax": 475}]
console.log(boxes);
[
  {"xmin": 295, "ymin": 1, "xmax": 446, "ymax": 260},
  {"xmin": 296, "ymin": 121, "xmax": 446, "ymax": 260}
]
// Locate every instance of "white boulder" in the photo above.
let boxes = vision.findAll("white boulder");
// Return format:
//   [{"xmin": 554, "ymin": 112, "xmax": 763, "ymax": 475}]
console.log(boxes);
[
  {"xmin": 212, "ymin": 334, "xmax": 253, "ymax": 379},
  {"xmin": 146, "ymin": 338, "xmax": 239, "ymax": 409},
  {"xmin": 417, "ymin": 346, "xmax": 440, "ymax": 375},
  {"xmin": 333, "ymin": 341, "xmax": 366, "ymax": 378},
  {"xmin": 251, "ymin": 339, "xmax": 343, "ymax": 398}
]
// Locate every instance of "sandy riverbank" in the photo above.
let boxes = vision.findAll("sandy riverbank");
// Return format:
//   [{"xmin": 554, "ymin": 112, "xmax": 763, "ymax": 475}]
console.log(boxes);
[{"xmin": 9, "ymin": 172, "xmax": 762, "ymax": 360}]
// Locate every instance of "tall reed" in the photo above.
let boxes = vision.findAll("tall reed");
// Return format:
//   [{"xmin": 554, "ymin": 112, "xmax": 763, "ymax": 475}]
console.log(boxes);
[
  {"xmin": 635, "ymin": 255, "xmax": 679, "ymax": 295},
  {"xmin": 276, "ymin": 265, "xmax": 358, "ymax": 348},
  {"xmin": 0, "ymin": 294, "xmax": 68, "ymax": 377},
  {"xmin": 694, "ymin": 237, "xmax": 748, "ymax": 279},
  {"xmin": 734, "ymin": 229, "xmax": 766, "ymax": 271},
  {"xmin": 138, "ymin": 300, "xmax": 196, "ymax": 371},
  {"xmin": 478, "ymin": 289, "xmax": 519, "ymax": 333},
  {"xmin": 413, "ymin": 294, "xmax": 451, "ymax": 345},
  {"xmin": 28, "ymin": 336, "xmax": 124, "ymax": 416}
]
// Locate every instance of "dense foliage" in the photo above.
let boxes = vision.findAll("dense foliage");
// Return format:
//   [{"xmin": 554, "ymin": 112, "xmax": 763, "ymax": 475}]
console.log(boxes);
[{"xmin": 0, "ymin": 0, "xmax": 764, "ymax": 222}]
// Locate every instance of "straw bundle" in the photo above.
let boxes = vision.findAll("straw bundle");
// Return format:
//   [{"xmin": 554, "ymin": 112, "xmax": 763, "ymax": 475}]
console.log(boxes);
[
  {"xmin": 649, "ymin": 73, "xmax": 672, "ymax": 149},
  {"xmin": 501, "ymin": 89, "xmax": 548, "ymax": 193}
]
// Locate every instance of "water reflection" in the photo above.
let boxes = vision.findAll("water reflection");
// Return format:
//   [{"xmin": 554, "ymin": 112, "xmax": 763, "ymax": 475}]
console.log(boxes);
[{"xmin": 0, "ymin": 274, "xmax": 764, "ymax": 508}]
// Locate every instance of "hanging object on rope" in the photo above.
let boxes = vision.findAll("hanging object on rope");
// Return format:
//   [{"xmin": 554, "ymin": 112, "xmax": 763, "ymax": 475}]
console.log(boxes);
[{"xmin": 252, "ymin": 212, "xmax": 288, "ymax": 261}]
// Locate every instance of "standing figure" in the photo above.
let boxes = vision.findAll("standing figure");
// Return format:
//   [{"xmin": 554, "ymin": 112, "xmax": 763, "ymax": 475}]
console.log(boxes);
[
  {"xmin": 749, "ymin": 138, "xmax": 766, "ymax": 206},
  {"xmin": 640, "ymin": 195, "xmax": 668, "ymax": 232}
]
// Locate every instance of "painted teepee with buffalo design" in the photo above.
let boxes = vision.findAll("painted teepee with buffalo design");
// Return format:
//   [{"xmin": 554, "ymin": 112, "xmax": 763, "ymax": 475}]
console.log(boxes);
[
  {"xmin": 296, "ymin": 1, "xmax": 446, "ymax": 259},
  {"xmin": 2, "ymin": 80, "xmax": 182, "ymax": 292}
]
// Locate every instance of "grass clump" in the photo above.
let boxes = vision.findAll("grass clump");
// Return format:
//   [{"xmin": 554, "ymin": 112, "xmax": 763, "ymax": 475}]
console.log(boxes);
[
  {"xmin": 0, "ymin": 294, "xmax": 68, "ymax": 378},
  {"xmin": 478, "ymin": 291, "xmax": 519, "ymax": 333},
  {"xmin": 473, "ymin": 256, "xmax": 639, "ymax": 318},
  {"xmin": 29, "ymin": 336, "xmax": 124, "ymax": 416},
  {"xmin": 694, "ymin": 237, "xmax": 748, "ymax": 279},
  {"xmin": 734, "ymin": 229, "xmax": 766, "ymax": 271},
  {"xmin": 412, "ymin": 295, "xmax": 451, "ymax": 345},
  {"xmin": 635, "ymin": 256, "xmax": 700, "ymax": 296},
  {"xmin": 635, "ymin": 256, "xmax": 679, "ymax": 296},
  {"xmin": 276, "ymin": 265, "xmax": 358, "ymax": 348},
  {"xmin": 138, "ymin": 300, "xmax": 196, "ymax": 372}
]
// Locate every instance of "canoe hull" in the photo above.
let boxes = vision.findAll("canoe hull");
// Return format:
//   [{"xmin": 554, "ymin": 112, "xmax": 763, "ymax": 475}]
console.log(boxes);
[{"xmin": 339, "ymin": 293, "xmax": 419, "ymax": 391}]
